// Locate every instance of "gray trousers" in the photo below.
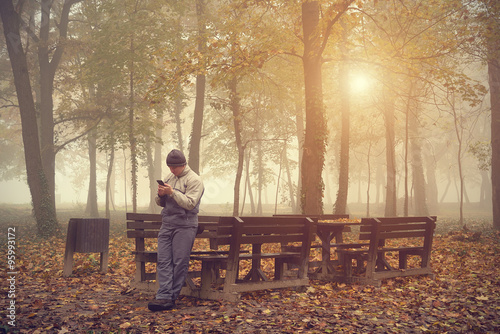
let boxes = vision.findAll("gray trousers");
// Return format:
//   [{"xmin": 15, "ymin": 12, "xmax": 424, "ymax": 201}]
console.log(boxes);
[{"xmin": 156, "ymin": 225, "xmax": 197, "ymax": 300}]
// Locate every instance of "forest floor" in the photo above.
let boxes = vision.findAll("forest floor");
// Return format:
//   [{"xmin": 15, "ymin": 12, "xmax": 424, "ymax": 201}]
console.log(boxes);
[{"xmin": 0, "ymin": 206, "xmax": 499, "ymax": 333}]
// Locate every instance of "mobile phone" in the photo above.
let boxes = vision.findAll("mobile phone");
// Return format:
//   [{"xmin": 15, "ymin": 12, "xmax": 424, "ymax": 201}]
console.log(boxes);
[{"xmin": 157, "ymin": 180, "xmax": 165, "ymax": 186}]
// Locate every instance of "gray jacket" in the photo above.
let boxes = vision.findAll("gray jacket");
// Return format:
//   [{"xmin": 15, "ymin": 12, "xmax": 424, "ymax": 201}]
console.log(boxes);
[{"xmin": 156, "ymin": 166, "xmax": 204, "ymax": 227}]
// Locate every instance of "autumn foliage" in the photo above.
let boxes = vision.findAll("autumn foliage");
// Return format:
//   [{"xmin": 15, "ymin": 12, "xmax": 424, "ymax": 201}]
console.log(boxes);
[{"xmin": 0, "ymin": 210, "xmax": 499, "ymax": 333}]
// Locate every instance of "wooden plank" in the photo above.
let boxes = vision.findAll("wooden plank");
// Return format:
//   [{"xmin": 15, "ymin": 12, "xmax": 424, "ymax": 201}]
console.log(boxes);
[
  {"xmin": 365, "ymin": 216, "xmax": 436, "ymax": 224},
  {"xmin": 191, "ymin": 252, "xmax": 301, "ymax": 262},
  {"xmin": 238, "ymin": 252, "xmax": 300, "ymax": 259},
  {"xmin": 273, "ymin": 214, "xmax": 349, "ymax": 221},
  {"xmin": 226, "ymin": 277, "xmax": 310, "ymax": 293},
  {"xmin": 372, "ymin": 267, "xmax": 433, "ymax": 280},
  {"xmin": 378, "ymin": 230, "xmax": 427, "ymax": 239},
  {"xmin": 378, "ymin": 222, "xmax": 429, "ymax": 231},
  {"xmin": 242, "ymin": 225, "xmax": 305, "ymax": 234},
  {"xmin": 198, "ymin": 215, "xmax": 223, "ymax": 222},
  {"xmin": 134, "ymin": 251, "xmax": 157, "ymax": 262},
  {"xmin": 127, "ymin": 213, "xmax": 223, "ymax": 224},
  {"xmin": 126, "ymin": 212, "xmax": 162, "ymax": 221},
  {"xmin": 240, "ymin": 234, "xmax": 305, "ymax": 245},
  {"xmin": 126, "ymin": 221, "xmax": 161, "ymax": 230},
  {"xmin": 237, "ymin": 216, "xmax": 309, "ymax": 226},
  {"xmin": 190, "ymin": 254, "xmax": 228, "ymax": 261},
  {"xmin": 127, "ymin": 230, "xmax": 160, "ymax": 238}
]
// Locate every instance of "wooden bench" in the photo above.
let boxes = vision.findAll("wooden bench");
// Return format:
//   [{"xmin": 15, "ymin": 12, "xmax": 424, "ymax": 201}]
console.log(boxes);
[
  {"xmin": 125, "ymin": 213, "xmax": 221, "ymax": 291},
  {"xmin": 184, "ymin": 216, "xmax": 315, "ymax": 301},
  {"xmin": 336, "ymin": 216, "xmax": 437, "ymax": 286},
  {"xmin": 126, "ymin": 213, "xmax": 315, "ymax": 301}
]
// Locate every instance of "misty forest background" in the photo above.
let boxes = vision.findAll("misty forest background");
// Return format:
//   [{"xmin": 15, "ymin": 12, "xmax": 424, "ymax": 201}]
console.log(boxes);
[{"xmin": 1, "ymin": 0, "xmax": 499, "ymax": 237}]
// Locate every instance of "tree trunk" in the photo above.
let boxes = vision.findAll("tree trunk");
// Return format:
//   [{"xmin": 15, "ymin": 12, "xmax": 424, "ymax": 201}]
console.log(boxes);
[
  {"xmin": 154, "ymin": 114, "xmax": 163, "ymax": 180},
  {"xmin": 404, "ymin": 84, "xmax": 409, "ymax": 216},
  {"xmin": 450, "ymin": 93, "xmax": 465, "ymax": 226},
  {"xmin": 188, "ymin": 0, "xmax": 207, "ymax": 174},
  {"xmin": 256, "ymin": 123, "xmax": 263, "ymax": 215},
  {"xmin": 38, "ymin": 0, "xmax": 79, "ymax": 218},
  {"xmin": 295, "ymin": 103, "xmax": 304, "ymax": 213},
  {"xmin": 488, "ymin": 56, "xmax": 500, "ymax": 230},
  {"xmin": 229, "ymin": 78, "xmax": 244, "ymax": 216},
  {"xmin": 38, "ymin": 0, "xmax": 56, "ymax": 214},
  {"xmin": 149, "ymin": 113, "xmax": 163, "ymax": 213},
  {"xmin": 38, "ymin": 0, "xmax": 74, "ymax": 216},
  {"xmin": 240, "ymin": 149, "xmax": 249, "ymax": 215},
  {"xmin": 146, "ymin": 134, "xmax": 156, "ymax": 214},
  {"xmin": 409, "ymin": 109, "xmax": 428, "ymax": 216},
  {"xmin": 480, "ymin": 170, "xmax": 492, "ymax": 208},
  {"xmin": 301, "ymin": 1, "xmax": 327, "ymax": 215},
  {"xmin": 383, "ymin": 81, "xmax": 397, "ymax": 217},
  {"xmin": 424, "ymin": 149, "xmax": 439, "ymax": 213},
  {"xmin": 128, "ymin": 37, "xmax": 138, "ymax": 213},
  {"xmin": 0, "ymin": 1, "xmax": 59, "ymax": 236},
  {"xmin": 334, "ymin": 40, "xmax": 350, "ymax": 215},
  {"xmin": 406, "ymin": 78, "xmax": 428, "ymax": 216},
  {"xmin": 384, "ymin": 84, "xmax": 397, "ymax": 217},
  {"xmin": 86, "ymin": 128, "xmax": 99, "ymax": 217},
  {"xmin": 275, "ymin": 146, "xmax": 284, "ymax": 215},
  {"xmin": 105, "ymin": 141, "xmax": 115, "ymax": 219},
  {"xmin": 366, "ymin": 142, "xmax": 372, "ymax": 217},
  {"xmin": 284, "ymin": 144, "xmax": 297, "ymax": 213},
  {"xmin": 173, "ymin": 84, "xmax": 185, "ymax": 151},
  {"xmin": 375, "ymin": 164, "xmax": 384, "ymax": 204}
]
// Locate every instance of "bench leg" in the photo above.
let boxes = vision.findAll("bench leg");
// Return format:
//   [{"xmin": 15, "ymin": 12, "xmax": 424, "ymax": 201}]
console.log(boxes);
[
  {"xmin": 135, "ymin": 261, "xmax": 146, "ymax": 282},
  {"xmin": 342, "ymin": 254, "xmax": 353, "ymax": 278},
  {"xmin": 100, "ymin": 251, "xmax": 109, "ymax": 274},
  {"xmin": 63, "ymin": 247, "xmax": 74, "ymax": 277},
  {"xmin": 200, "ymin": 261, "xmax": 216, "ymax": 294},
  {"xmin": 399, "ymin": 252, "xmax": 408, "ymax": 269},
  {"xmin": 275, "ymin": 258, "xmax": 285, "ymax": 280},
  {"xmin": 63, "ymin": 220, "xmax": 77, "ymax": 277}
]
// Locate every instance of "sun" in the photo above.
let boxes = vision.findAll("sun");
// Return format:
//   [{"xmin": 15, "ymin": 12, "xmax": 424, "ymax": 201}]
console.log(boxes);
[{"xmin": 350, "ymin": 73, "xmax": 371, "ymax": 94}]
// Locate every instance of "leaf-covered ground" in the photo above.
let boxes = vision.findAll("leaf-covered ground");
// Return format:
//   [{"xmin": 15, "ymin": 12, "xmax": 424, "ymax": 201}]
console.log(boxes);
[{"xmin": 1, "ymin": 208, "xmax": 499, "ymax": 333}]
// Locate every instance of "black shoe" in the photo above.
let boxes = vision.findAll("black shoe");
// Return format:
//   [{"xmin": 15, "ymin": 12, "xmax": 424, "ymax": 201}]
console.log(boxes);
[{"xmin": 148, "ymin": 299, "xmax": 175, "ymax": 312}]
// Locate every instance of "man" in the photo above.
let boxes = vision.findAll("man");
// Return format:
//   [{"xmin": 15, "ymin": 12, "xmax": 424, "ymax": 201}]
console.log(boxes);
[{"xmin": 148, "ymin": 149, "xmax": 204, "ymax": 311}]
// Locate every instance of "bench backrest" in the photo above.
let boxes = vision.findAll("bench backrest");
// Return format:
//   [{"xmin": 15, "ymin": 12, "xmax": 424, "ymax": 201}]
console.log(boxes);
[
  {"xmin": 211, "ymin": 216, "xmax": 315, "ymax": 247},
  {"xmin": 126, "ymin": 213, "xmax": 224, "ymax": 249},
  {"xmin": 126, "ymin": 213, "xmax": 221, "ymax": 235},
  {"xmin": 126, "ymin": 213, "xmax": 314, "ymax": 247},
  {"xmin": 221, "ymin": 216, "xmax": 315, "ymax": 281},
  {"xmin": 359, "ymin": 216, "xmax": 437, "ymax": 242},
  {"xmin": 273, "ymin": 214, "xmax": 351, "ymax": 235},
  {"xmin": 273, "ymin": 214, "xmax": 349, "ymax": 221}
]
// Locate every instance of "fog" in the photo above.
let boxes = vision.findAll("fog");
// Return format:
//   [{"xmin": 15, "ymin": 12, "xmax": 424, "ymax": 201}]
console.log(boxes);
[
  {"xmin": 0, "ymin": 143, "xmax": 491, "ymax": 219},
  {"xmin": 0, "ymin": 0, "xmax": 496, "ymax": 227}
]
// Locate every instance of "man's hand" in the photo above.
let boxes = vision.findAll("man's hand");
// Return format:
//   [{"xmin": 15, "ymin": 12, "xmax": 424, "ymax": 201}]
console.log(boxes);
[{"xmin": 158, "ymin": 184, "xmax": 174, "ymax": 196}]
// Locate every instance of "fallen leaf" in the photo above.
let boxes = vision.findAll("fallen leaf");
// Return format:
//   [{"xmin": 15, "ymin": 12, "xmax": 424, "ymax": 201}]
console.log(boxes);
[{"xmin": 119, "ymin": 322, "xmax": 131, "ymax": 329}]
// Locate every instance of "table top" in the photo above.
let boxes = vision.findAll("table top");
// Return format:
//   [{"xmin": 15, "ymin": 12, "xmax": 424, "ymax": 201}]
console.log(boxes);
[{"xmin": 317, "ymin": 221, "xmax": 360, "ymax": 225}]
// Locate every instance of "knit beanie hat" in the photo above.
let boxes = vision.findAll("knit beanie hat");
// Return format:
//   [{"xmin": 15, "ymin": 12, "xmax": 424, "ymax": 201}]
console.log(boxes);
[{"xmin": 166, "ymin": 149, "xmax": 187, "ymax": 167}]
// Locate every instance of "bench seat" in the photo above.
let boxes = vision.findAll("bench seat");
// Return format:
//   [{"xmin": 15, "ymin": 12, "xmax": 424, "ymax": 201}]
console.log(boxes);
[{"xmin": 190, "ymin": 251, "xmax": 301, "ymax": 262}]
